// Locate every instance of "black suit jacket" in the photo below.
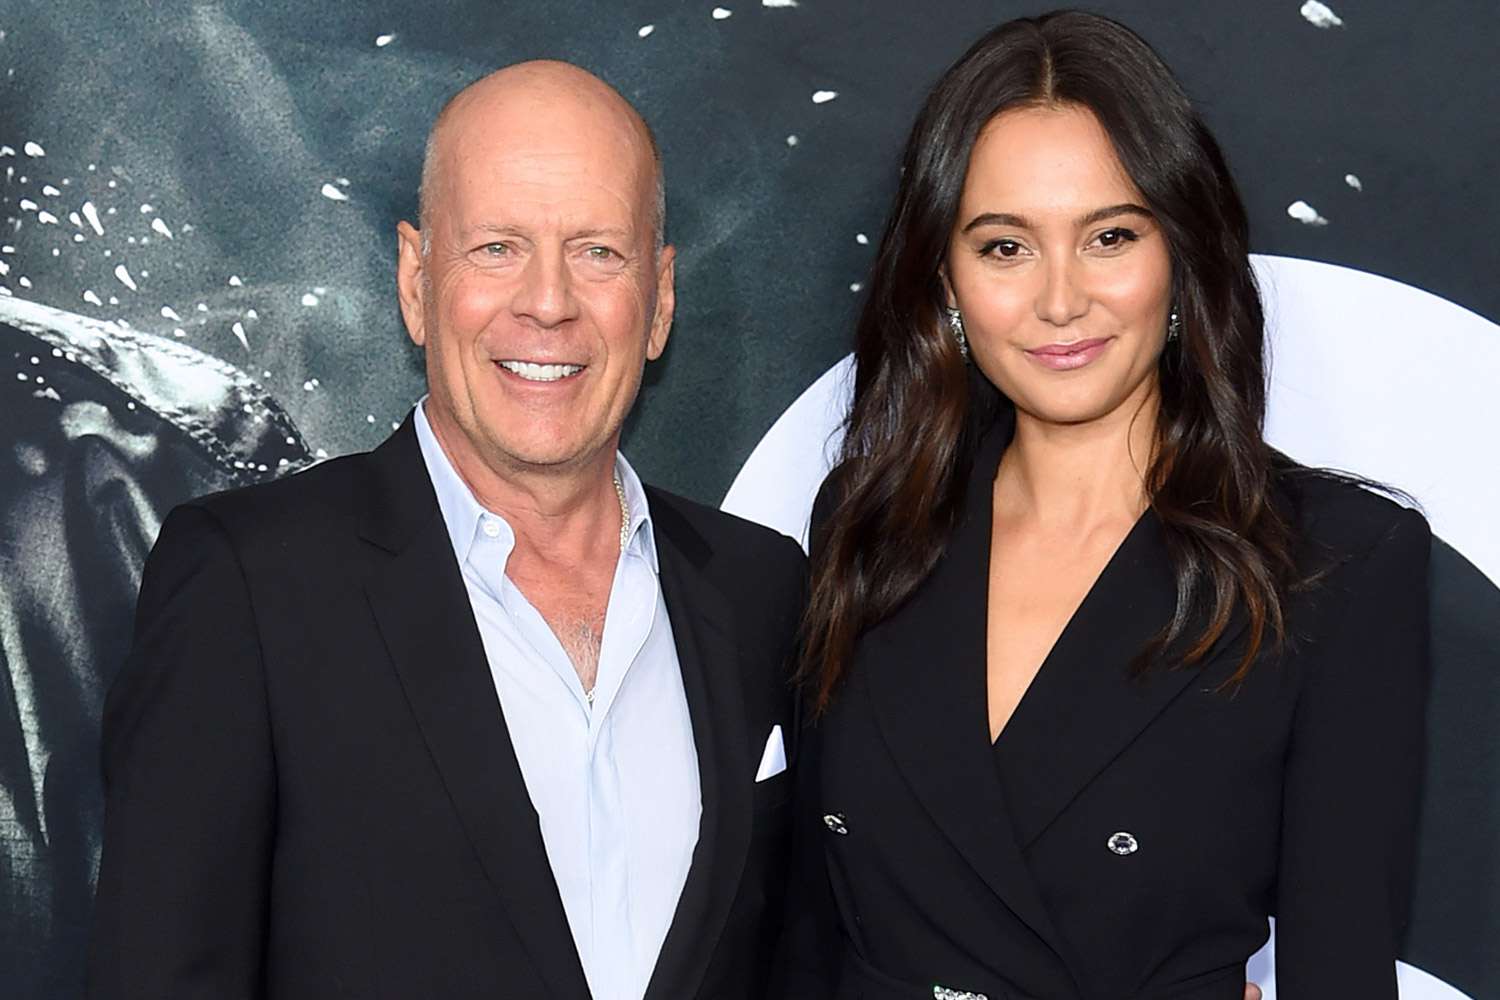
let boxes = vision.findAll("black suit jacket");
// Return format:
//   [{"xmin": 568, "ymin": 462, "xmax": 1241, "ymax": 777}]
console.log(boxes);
[
  {"xmin": 87, "ymin": 417, "xmax": 807, "ymax": 1000},
  {"xmin": 777, "ymin": 412, "xmax": 1430, "ymax": 1000}
]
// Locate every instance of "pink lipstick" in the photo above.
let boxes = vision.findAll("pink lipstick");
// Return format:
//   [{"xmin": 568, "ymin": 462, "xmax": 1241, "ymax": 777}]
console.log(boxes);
[{"xmin": 1025, "ymin": 337, "xmax": 1112, "ymax": 371}]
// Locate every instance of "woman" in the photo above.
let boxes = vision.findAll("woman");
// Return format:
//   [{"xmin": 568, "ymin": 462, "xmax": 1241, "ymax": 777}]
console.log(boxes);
[{"xmin": 777, "ymin": 11, "xmax": 1429, "ymax": 1000}]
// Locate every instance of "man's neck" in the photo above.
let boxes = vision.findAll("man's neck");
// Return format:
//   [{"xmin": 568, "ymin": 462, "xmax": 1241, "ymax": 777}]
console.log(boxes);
[{"xmin": 423, "ymin": 402, "xmax": 624, "ymax": 571}]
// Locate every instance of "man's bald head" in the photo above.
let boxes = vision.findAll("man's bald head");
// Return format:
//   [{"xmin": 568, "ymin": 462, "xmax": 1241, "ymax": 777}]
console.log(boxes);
[{"xmin": 417, "ymin": 61, "xmax": 665, "ymax": 254}]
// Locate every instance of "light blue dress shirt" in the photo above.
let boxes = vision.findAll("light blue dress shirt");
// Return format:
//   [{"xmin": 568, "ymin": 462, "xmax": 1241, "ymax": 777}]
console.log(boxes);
[{"xmin": 414, "ymin": 402, "xmax": 702, "ymax": 1000}]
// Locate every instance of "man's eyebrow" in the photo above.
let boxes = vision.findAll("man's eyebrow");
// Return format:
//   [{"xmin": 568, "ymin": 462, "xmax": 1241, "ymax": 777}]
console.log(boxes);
[{"xmin": 961, "ymin": 202, "xmax": 1155, "ymax": 233}]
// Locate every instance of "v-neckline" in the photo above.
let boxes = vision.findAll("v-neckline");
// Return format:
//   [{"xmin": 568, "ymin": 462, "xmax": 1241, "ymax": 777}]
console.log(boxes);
[{"xmin": 988, "ymin": 508, "xmax": 1152, "ymax": 749}]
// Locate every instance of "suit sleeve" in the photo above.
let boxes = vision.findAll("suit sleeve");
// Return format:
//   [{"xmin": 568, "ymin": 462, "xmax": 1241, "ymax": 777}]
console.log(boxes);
[
  {"xmin": 769, "ymin": 474, "xmax": 842, "ymax": 997},
  {"xmin": 87, "ymin": 504, "xmax": 275, "ymax": 999},
  {"xmin": 1274, "ymin": 507, "xmax": 1431, "ymax": 997}
]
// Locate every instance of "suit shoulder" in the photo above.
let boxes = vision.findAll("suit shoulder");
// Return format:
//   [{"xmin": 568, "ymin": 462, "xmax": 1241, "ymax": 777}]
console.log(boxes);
[
  {"xmin": 646, "ymin": 485, "xmax": 806, "ymax": 572},
  {"xmin": 184, "ymin": 450, "xmax": 368, "ymax": 542},
  {"xmin": 1277, "ymin": 466, "xmax": 1430, "ymax": 567}
]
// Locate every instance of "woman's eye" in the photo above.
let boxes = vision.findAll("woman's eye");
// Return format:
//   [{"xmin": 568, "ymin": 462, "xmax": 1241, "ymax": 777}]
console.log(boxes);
[
  {"xmin": 1096, "ymin": 228, "xmax": 1139, "ymax": 249},
  {"xmin": 982, "ymin": 239, "xmax": 1024, "ymax": 259}
]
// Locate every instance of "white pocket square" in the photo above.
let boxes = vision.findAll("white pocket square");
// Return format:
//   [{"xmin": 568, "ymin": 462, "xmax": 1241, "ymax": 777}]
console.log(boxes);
[{"xmin": 754, "ymin": 724, "xmax": 787, "ymax": 782}]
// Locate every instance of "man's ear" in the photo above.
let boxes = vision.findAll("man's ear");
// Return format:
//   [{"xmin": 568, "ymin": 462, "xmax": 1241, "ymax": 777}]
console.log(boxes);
[
  {"xmin": 396, "ymin": 221, "xmax": 427, "ymax": 347},
  {"xmin": 646, "ymin": 244, "xmax": 676, "ymax": 361}
]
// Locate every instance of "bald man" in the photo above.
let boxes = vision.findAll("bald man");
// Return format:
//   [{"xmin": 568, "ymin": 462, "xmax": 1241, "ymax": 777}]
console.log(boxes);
[{"xmin": 87, "ymin": 63, "xmax": 807, "ymax": 1000}]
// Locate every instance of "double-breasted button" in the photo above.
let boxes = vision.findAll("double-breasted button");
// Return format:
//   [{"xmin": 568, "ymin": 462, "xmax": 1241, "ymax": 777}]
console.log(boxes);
[
  {"xmin": 933, "ymin": 986, "xmax": 988, "ymax": 1000},
  {"xmin": 822, "ymin": 813, "xmax": 849, "ymax": 835},
  {"xmin": 1107, "ymin": 831, "xmax": 1139, "ymax": 856}
]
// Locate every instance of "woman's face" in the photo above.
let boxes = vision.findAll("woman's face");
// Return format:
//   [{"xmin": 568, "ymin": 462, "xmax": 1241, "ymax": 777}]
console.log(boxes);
[{"xmin": 945, "ymin": 103, "xmax": 1174, "ymax": 427}]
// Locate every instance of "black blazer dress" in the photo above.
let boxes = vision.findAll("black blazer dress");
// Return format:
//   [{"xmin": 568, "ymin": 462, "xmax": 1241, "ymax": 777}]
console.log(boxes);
[{"xmin": 776, "ymin": 410, "xmax": 1430, "ymax": 1000}]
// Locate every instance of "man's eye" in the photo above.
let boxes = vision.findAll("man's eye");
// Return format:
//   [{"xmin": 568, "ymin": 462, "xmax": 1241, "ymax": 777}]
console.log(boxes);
[
  {"xmin": 587, "ymin": 246, "xmax": 616, "ymax": 261},
  {"xmin": 482, "ymin": 243, "xmax": 510, "ymax": 257}
]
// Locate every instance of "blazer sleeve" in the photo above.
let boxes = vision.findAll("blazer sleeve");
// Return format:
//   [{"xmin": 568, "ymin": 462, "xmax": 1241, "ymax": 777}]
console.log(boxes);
[
  {"xmin": 1274, "ymin": 507, "xmax": 1431, "ymax": 997},
  {"xmin": 87, "ymin": 504, "xmax": 274, "ymax": 999}
]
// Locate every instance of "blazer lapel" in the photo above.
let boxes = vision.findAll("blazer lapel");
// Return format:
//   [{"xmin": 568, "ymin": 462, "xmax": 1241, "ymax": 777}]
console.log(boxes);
[
  {"xmin": 358, "ymin": 419, "xmax": 591, "ymax": 1000},
  {"xmin": 642, "ymin": 494, "xmax": 753, "ymax": 1000},
  {"xmin": 859, "ymin": 413, "xmax": 1075, "ymax": 967},
  {"xmin": 995, "ymin": 512, "xmax": 1241, "ymax": 847}
]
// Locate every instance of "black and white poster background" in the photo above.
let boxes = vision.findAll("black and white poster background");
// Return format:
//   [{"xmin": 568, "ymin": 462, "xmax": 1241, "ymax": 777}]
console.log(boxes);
[{"xmin": 0, "ymin": 2, "xmax": 1495, "ymax": 997}]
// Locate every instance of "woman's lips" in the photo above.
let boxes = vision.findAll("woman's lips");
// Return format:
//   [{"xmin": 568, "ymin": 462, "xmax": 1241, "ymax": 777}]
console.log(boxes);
[{"xmin": 1024, "ymin": 337, "xmax": 1113, "ymax": 371}]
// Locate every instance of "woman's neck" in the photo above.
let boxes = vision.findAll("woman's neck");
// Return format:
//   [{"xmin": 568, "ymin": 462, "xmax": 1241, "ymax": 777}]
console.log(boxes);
[{"xmin": 994, "ymin": 380, "xmax": 1159, "ymax": 530}]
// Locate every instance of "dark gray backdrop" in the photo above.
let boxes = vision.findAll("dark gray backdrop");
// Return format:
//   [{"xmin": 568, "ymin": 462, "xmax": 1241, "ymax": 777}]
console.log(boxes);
[{"xmin": 1, "ymin": 2, "xmax": 1496, "ymax": 997}]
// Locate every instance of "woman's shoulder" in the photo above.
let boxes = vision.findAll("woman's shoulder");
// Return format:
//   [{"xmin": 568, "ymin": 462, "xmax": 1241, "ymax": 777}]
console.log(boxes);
[{"xmin": 1273, "ymin": 460, "xmax": 1430, "ymax": 569}]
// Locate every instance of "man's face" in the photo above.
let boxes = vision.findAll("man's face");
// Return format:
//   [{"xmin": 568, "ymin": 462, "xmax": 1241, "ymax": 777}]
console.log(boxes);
[{"xmin": 397, "ymin": 100, "xmax": 674, "ymax": 480}]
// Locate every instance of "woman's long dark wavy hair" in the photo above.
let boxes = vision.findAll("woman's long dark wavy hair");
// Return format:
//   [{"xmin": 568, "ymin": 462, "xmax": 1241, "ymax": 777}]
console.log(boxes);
[{"xmin": 802, "ymin": 11, "xmax": 1302, "ymax": 713}]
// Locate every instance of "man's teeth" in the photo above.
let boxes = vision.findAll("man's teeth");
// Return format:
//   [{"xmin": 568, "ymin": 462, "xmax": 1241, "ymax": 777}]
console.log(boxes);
[{"xmin": 498, "ymin": 361, "xmax": 584, "ymax": 382}]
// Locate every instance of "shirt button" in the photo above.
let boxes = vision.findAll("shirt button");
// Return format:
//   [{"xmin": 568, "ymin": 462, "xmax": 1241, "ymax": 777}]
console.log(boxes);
[{"xmin": 482, "ymin": 519, "xmax": 500, "ymax": 538}]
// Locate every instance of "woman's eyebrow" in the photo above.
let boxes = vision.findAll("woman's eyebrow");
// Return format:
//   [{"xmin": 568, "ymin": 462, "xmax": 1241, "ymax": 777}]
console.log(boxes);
[{"xmin": 961, "ymin": 202, "xmax": 1154, "ymax": 233}]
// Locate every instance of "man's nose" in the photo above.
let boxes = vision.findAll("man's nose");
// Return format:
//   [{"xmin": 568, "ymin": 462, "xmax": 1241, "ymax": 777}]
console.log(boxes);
[
  {"xmin": 510, "ymin": 246, "xmax": 578, "ymax": 327},
  {"xmin": 1035, "ymin": 255, "xmax": 1090, "ymax": 327}
]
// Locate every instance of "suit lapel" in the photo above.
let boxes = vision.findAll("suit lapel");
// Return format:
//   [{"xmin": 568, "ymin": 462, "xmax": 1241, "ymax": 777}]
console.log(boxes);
[
  {"xmin": 859, "ymin": 413, "xmax": 1075, "ymax": 966},
  {"xmin": 996, "ymin": 512, "xmax": 1238, "ymax": 847},
  {"xmin": 643, "ymin": 493, "xmax": 753, "ymax": 1000},
  {"xmin": 358, "ymin": 420, "xmax": 591, "ymax": 1000}
]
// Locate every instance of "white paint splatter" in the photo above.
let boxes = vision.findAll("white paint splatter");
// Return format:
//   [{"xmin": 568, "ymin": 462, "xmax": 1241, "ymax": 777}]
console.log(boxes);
[
  {"xmin": 812, "ymin": 90, "xmax": 838, "ymax": 104},
  {"xmin": 855, "ymin": 233, "xmax": 869, "ymax": 245},
  {"xmin": 0, "ymin": 246, "xmax": 12, "ymax": 253},
  {"xmin": 849, "ymin": 282, "xmax": 862, "ymax": 292},
  {"xmin": 81, "ymin": 201, "xmax": 104, "ymax": 235},
  {"xmin": 83, "ymin": 290, "xmax": 102, "ymax": 306},
  {"xmin": 763, "ymin": 0, "xmax": 798, "ymax": 5},
  {"xmin": 72, "ymin": 234, "xmax": 86, "ymax": 243},
  {"xmin": 366, "ymin": 414, "xmax": 376, "ymax": 424},
  {"xmin": 113, "ymin": 264, "xmax": 139, "ymax": 290},
  {"xmin": 228, "ymin": 274, "xmax": 243, "ymax": 287},
  {"xmin": 1300, "ymin": 1, "xmax": 1344, "ymax": 28},
  {"xmin": 245, "ymin": 308, "xmax": 259, "ymax": 319},
  {"xmin": 139, "ymin": 203, "xmax": 154, "ymax": 214},
  {"xmin": 638, "ymin": 24, "xmax": 655, "ymax": 37},
  {"xmin": 151, "ymin": 217, "xmax": 173, "ymax": 239},
  {"xmin": 712, "ymin": 7, "xmax": 732, "ymax": 19},
  {"xmin": 109, "ymin": 295, "xmax": 120, "ymax": 305},
  {"xmin": 336, "ymin": 177, "xmax": 350, "ymax": 188},
  {"xmin": 18, "ymin": 198, "xmax": 37, "ymax": 212},
  {"xmin": 68, "ymin": 211, "xmax": 82, "ymax": 227},
  {"xmin": 375, "ymin": 33, "xmax": 396, "ymax": 47},
  {"xmin": 302, "ymin": 379, "xmax": 317, "ymax": 391},
  {"xmin": 231, "ymin": 321, "xmax": 249, "ymax": 350},
  {"xmin": 22, "ymin": 141, "xmax": 44, "ymax": 157},
  {"xmin": 785, "ymin": 134, "xmax": 799, "ymax": 147},
  {"xmin": 173, "ymin": 328, "xmax": 185, "ymax": 337},
  {"xmin": 182, "ymin": 222, "xmax": 194, "ymax": 233},
  {"xmin": 1345, "ymin": 173, "xmax": 1362, "ymax": 191},
  {"xmin": 0, "ymin": 261, "xmax": 7, "ymax": 276},
  {"xmin": 196, "ymin": 302, "xmax": 209, "ymax": 312},
  {"xmin": 0, "ymin": 146, "xmax": 12, "ymax": 157},
  {"xmin": 313, "ymin": 285, "xmax": 327, "ymax": 295},
  {"xmin": 41, "ymin": 184, "xmax": 60, "ymax": 197},
  {"xmin": 107, "ymin": 180, "xmax": 117, "ymax": 189},
  {"xmin": 1287, "ymin": 200, "xmax": 1329, "ymax": 226},
  {"xmin": 35, "ymin": 211, "xmax": 58, "ymax": 225},
  {"xmin": 17, "ymin": 276, "xmax": 30, "ymax": 288},
  {"xmin": 320, "ymin": 183, "xmax": 349, "ymax": 202},
  {"xmin": 301, "ymin": 292, "xmax": 319, "ymax": 307},
  {"xmin": 161, "ymin": 306, "xmax": 182, "ymax": 321}
]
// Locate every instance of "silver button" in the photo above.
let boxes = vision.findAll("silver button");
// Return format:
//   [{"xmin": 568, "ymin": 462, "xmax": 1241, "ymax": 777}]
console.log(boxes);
[
  {"xmin": 1107, "ymin": 831, "xmax": 1139, "ymax": 856},
  {"xmin": 933, "ymin": 986, "xmax": 988, "ymax": 1000},
  {"xmin": 822, "ymin": 813, "xmax": 848, "ymax": 836}
]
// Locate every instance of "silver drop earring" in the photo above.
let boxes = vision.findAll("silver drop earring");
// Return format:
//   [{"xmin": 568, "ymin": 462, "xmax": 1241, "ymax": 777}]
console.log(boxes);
[
  {"xmin": 1167, "ymin": 306, "xmax": 1182, "ymax": 342},
  {"xmin": 945, "ymin": 306, "xmax": 969, "ymax": 360}
]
